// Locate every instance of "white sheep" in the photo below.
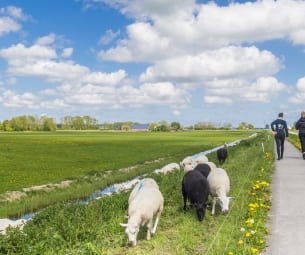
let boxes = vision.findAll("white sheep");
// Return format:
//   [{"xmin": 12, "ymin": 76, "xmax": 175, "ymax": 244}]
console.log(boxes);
[
  {"xmin": 180, "ymin": 156, "xmax": 196, "ymax": 173},
  {"xmin": 207, "ymin": 167, "xmax": 231, "ymax": 215},
  {"xmin": 154, "ymin": 162, "xmax": 180, "ymax": 174},
  {"xmin": 120, "ymin": 178, "xmax": 164, "ymax": 246},
  {"xmin": 194, "ymin": 155, "xmax": 209, "ymax": 164}
]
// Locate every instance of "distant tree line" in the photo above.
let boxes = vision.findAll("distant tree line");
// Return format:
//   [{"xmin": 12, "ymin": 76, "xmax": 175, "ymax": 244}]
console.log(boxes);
[
  {"xmin": 0, "ymin": 115, "xmax": 98, "ymax": 131},
  {"xmin": 0, "ymin": 115, "xmax": 56, "ymax": 131},
  {"xmin": 0, "ymin": 115, "xmax": 255, "ymax": 132}
]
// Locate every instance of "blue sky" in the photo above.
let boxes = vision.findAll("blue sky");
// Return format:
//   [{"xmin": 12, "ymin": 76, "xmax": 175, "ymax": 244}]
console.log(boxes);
[{"xmin": 1, "ymin": 0, "xmax": 305, "ymax": 127}]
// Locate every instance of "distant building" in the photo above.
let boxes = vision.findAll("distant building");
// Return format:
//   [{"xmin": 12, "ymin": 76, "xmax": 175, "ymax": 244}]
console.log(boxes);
[{"xmin": 131, "ymin": 124, "xmax": 150, "ymax": 131}]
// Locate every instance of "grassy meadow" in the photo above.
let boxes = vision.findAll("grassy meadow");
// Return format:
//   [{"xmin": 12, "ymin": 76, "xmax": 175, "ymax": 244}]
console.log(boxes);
[
  {"xmin": 0, "ymin": 130, "xmax": 251, "ymax": 217},
  {"xmin": 0, "ymin": 130, "xmax": 250, "ymax": 193},
  {"xmin": 0, "ymin": 130, "xmax": 275, "ymax": 254}
]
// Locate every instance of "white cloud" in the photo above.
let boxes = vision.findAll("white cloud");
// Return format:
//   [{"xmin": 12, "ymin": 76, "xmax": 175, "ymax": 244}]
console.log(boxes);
[
  {"xmin": 61, "ymin": 48, "xmax": 73, "ymax": 58},
  {"xmin": 173, "ymin": 110, "xmax": 181, "ymax": 116},
  {"xmin": 0, "ymin": 43, "xmax": 57, "ymax": 61},
  {"xmin": 40, "ymin": 99, "xmax": 69, "ymax": 109},
  {"xmin": 36, "ymin": 33, "xmax": 57, "ymax": 46},
  {"xmin": 0, "ymin": 90, "xmax": 38, "ymax": 108},
  {"xmin": 0, "ymin": 6, "xmax": 28, "ymax": 36},
  {"xmin": 83, "ymin": 70, "xmax": 126, "ymax": 86},
  {"xmin": 98, "ymin": 0, "xmax": 305, "ymax": 63},
  {"xmin": 204, "ymin": 96, "xmax": 232, "ymax": 104},
  {"xmin": 140, "ymin": 46, "xmax": 281, "ymax": 83},
  {"xmin": 99, "ymin": 29, "xmax": 120, "ymax": 45},
  {"xmin": 0, "ymin": 42, "xmax": 126, "ymax": 85},
  {"xmin": 204, "ymin": 77, "xmax": 286, "ymax": 104},
  {"xmin": 289, "ymin": 77, "xmax": 305, "ymax": 104},
  {"xmin": 0, "ymin": 17, "xmax": 21, "ymax": 36}
]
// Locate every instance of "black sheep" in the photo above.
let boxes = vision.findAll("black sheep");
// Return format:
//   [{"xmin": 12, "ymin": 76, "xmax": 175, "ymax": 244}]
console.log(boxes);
[
  {"xmin": 182, "ymin": 170, "xmax": 209, "ymax": 221},
  {"xmin": 193, "ymin": 163, "xmax": 212, "ymax": 178},
  {"xmin": 217, "ymin": 144, "xmax": 228, "ymax": 164}
]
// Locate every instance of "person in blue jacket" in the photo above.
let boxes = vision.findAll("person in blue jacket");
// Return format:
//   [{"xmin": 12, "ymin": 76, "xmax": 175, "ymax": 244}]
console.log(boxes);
[
  {"xmin": 295, "ymin": 111, "xmax": 305, "ymax": 159},
  {"xmin": 271, "ymin": 112, "xmax": 289, "ymax": 160}
]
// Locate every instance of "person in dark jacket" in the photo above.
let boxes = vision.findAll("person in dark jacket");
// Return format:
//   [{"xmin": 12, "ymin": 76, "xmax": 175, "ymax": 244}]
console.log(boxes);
[
  {"xmin": 295, "ymin": 111, "xmax": 305, "ymax": 159},
  {"xmin": 271, "ymin": 112, "xmax": 289, "ymax": 160}
]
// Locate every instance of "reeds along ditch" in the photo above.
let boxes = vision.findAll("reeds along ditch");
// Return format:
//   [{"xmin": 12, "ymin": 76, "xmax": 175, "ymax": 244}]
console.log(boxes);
[{"xmin": 0, "ymin": 131, "xmax": 275, "ymax": 255}]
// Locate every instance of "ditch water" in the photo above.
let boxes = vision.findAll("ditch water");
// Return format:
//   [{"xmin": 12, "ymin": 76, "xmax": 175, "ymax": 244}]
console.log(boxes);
[{"xmin": 0, "ymin": 133, "xmax": 257, "ymax": 233}]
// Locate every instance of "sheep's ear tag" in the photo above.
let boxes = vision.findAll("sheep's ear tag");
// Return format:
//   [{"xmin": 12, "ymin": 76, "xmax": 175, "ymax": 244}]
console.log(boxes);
[{"xmin": 120, "ymin": 223, "xmax": 128, "ymax": 227}]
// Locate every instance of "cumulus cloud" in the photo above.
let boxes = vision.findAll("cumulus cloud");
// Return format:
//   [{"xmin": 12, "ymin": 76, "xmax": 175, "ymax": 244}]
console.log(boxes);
[
  {"xmin": 1, "ymin": 0, "xmax": 305, "ymax": 119},
  {"xmin": 0, "ymin": 6, "xmax": 27, "ymax": 36},
  {"xmin": 0, "ymin": 90, "xmax": 38, "ymax": 108},
  {"xmin": 98, "ymin": 0, "xmax": 305, "ymax": 63},
  {"xmin": 205, "ymin": 77, "xmax": 286, "ymax": 104},
  {"xmin": 289, "ymin": 77, "xmax": 305, "ymax": 104},
  {"xmin": 140, "ymin": 46, "xmax": 281, "ymax": 83},
  {"xmin": 61, "ymin": 48, "xmax": 73, "ymax": 58},
  {"xmin": 36, "ymin": 33, "xmax": 57, "ymax": 46},
  {"xmin": 0, "ymin": 42, "xmax": 126, "ymax": 85}
]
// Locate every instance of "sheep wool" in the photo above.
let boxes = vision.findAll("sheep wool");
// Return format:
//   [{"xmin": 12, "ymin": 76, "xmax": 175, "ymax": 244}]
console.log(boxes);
[{"xmin": 121, "ymin": 178, "xmax": 164, "ymax": 246}]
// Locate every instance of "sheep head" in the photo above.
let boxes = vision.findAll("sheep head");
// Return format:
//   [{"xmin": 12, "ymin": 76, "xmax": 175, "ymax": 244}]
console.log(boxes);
[
  {"xmin": 195, "ymin": 203, "xmax": 206, "ymax": 221},
  {"xmin": 180, "ymin": 157, "xmax": 196, "ymax": 173},
  {"xmin": 217, "ymin": 196, "xmax": 230, "ymax": 213},
  {"xmin": 120, "ymin": 222, "xmax": 139, "ymax": 246}
]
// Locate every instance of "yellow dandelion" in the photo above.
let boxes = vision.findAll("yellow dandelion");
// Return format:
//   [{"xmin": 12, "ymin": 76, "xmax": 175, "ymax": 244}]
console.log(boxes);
[
  {"xmin": 245, "ymin": 218, "xmax": 255, "ymax": 225},
  {"xmin": 238, "ymin": 239, "xmax": 244, "ymax": 245},
  {"xmin": 245, "ymin": 232, "xmax": 251, "ymax": 238},
  {"xmin": 228, "ymin": 252, "xmax": 234, "ymax": 255},
  {"xmin": 251, "ymin": 247, "xmax": 258, "ymax": 254}
]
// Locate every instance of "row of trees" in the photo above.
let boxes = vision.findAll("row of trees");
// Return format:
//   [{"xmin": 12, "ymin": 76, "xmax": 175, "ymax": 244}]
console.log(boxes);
[
  {"xmin": 0, "ymin": 115, "xmax": 255, "ymax": 132},
  {"xmin": 0, "ymin": 115, "xmax": 98, "ymax": 131},
  {"xmin": 0, "ymin": 115, "xmax": 56, "ymax": 131}
]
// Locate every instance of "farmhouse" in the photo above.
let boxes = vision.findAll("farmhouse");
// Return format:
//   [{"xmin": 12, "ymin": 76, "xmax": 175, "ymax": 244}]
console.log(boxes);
[{"xmin": 131, "ymin": 124, "xmax": 150, "ymax": 131}]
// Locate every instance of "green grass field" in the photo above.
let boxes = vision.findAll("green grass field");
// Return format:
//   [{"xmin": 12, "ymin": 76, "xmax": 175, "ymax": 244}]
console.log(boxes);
[
  {"xmin": 0, "ymin": 130, "xmax": 251, "ymax": 193},
  {"xmin": 0, "ymin": 130, "xmax": 275, "ymax": 255}
]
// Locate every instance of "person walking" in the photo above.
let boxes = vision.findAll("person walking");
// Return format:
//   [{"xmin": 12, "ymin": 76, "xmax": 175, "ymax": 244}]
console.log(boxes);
[
  {"xmin": 271, "ymin": 112, "xmax": 289, "ymax": 160},
  {"xmin": 295, "ymin": 111, "xmax": 305, "ymax": 159}
]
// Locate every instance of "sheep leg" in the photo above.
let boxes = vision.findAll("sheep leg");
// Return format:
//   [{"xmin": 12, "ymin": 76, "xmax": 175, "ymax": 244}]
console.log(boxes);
[
  {"xmin": 151, "ymin": 211, "xmax": 161, "ymax": 234},
  {"xmin": 212, "ymin": 197, "xmax": 216, "ymax": 215},
  {"xmin": 146, "ymin": 219, "xmax": 153, "ymax": 240},
  {"xmin": 182, "ymin": 184, "xmax": 188, "ymax": 211}
]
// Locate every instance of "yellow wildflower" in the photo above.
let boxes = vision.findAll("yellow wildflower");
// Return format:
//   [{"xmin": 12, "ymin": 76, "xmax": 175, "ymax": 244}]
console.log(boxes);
[
  {"xmin": 245, "ymin": 218, "xmax": 255, "ymax": 225},
  {"xmin": 251, "ymin": 247, "xmax": 258, "ymax": 254}
]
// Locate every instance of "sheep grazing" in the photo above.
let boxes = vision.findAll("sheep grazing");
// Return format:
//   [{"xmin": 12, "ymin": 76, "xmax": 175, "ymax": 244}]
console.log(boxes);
[
  {"xmin": 180, "ymin": 156, "xmax": 196, "ymax": 173},
  {"xmin": 154, "ymin": 162, "xmax": 180, "ymax": 174},
  {"xmin": 207, "ymin": 168, "xmax": 231, "ymax": 215},
  {"xmin": 182, "ymin": 170, "xmax": 209, "ymax": 221},
  {"xmin": 217, "ymin": 144, "xmax": 228, "ymax": 164},
  {"xmin": 120, "ymin": 178, "xmax": 164, "ymax": 246}
]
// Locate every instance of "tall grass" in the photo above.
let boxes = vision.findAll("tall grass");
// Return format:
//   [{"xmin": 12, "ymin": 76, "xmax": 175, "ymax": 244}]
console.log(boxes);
[{"xmin": 0, "ymin": 131, "xmax": 274, "ymax": 255}]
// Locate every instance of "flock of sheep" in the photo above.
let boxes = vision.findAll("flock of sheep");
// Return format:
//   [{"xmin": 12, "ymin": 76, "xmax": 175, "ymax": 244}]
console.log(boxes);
[{"xmin": 120, "ymin": 145, "xmax": 229, "ymax": 246}]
